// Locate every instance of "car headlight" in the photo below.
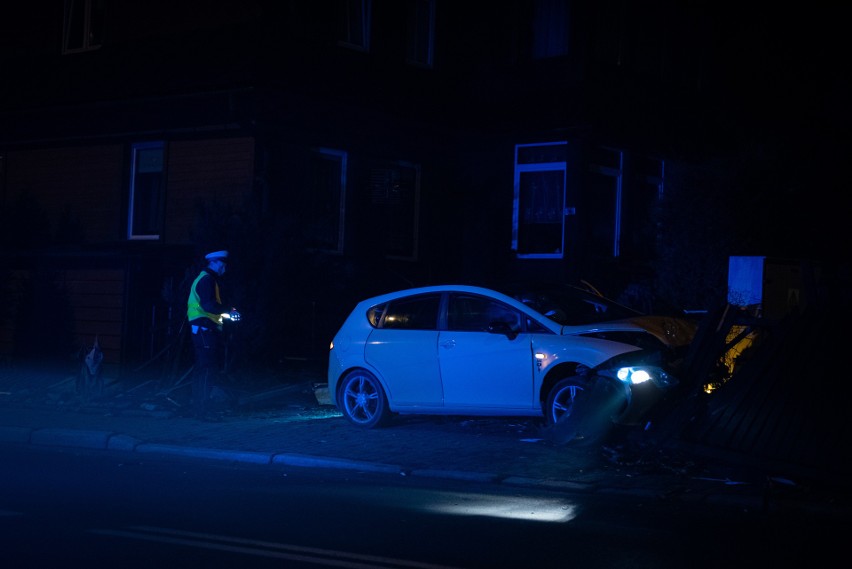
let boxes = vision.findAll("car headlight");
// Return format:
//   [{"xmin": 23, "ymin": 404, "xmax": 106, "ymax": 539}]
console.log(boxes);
[
  {"xmin": 594, "ymin": 349, "xmax": 679, "ymax": 390},
  {"xmin": 600, "ymin": 365, "xmax": 677, "ymax": 389},
  {"xmin": 617, "ymin": 367, "xmax": 651, "ymax": 384}
]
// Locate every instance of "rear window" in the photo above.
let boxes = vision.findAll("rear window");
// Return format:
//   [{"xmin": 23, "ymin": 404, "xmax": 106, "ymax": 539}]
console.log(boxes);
[
  {"xmin": 377, "ymin": 294, "xmax": 441, "ymax": 330},
  {"xmin": 366, "ymin": 303, "xmax": 387, "ymax": 327}
]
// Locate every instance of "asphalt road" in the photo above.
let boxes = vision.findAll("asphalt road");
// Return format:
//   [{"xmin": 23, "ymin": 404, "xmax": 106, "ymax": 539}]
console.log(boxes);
[{"xmin": 2, "ymin": 443, "xmax": 847, "ymax": 568}]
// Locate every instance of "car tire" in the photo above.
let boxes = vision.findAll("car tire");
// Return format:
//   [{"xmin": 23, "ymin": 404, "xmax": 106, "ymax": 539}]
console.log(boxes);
[
  {"xmin": 544, "ymin": 375, "xmax": 589, "ymax": 427},
  {"xmin": 544, "ymin": 375, "xmax": 613, "ymax": 445},
  {"xmin": 338, "ymin": 369, "xmax": 391, "ymax": 428}
]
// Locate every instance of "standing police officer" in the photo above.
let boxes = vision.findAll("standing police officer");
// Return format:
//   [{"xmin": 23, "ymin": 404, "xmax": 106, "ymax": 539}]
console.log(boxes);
[{"xmin": 186, "ymin": 250, "xmax": 240, "ymax": 419}]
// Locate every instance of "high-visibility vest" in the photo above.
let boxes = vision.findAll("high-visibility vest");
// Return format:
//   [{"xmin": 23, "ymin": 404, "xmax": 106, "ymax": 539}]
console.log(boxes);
[{"xmin": 187, "ymin": 271, "xmax": 223, "ymax": 329}]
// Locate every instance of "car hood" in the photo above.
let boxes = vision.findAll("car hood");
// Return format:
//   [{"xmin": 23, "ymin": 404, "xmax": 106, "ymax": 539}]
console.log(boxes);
[
  {"xmin": 560, "ymin": 315, "xmax": 697, "ymax": 348},
  {"xmin": 623, "ymin": 315, "xmax": 697, "ymax": 347}
]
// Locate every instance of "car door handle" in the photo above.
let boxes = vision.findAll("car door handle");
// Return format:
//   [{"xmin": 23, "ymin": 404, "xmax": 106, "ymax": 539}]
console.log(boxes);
[{"xmin": 440, "ymin": 339, "xmax": 456, "ymax": 349}]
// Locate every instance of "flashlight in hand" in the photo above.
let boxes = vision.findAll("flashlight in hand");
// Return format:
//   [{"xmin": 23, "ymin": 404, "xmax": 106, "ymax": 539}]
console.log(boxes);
[{"xmin": 221, "ymin": 309, "xmax": 241, "ymax": 322}]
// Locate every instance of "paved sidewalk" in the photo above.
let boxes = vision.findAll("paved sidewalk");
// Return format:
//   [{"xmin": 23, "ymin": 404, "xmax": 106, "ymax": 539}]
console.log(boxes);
[{"xmin": 0, "ymin": 365, "xmax": 848, "ymax": 518}]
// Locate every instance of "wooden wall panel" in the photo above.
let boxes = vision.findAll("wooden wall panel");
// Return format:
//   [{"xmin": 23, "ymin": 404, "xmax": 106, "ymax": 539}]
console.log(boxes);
[
  {"xmin": 5, "ymin": 145, "xmax": 124, "ymax": 242},
  {"xmin": 63, "ymin": 269, "xmax": 126, "ymax": 366},
  {"xmin": 0, "ymin": 268, "xmax": 125, "ymax": 366},
  {"xmin": 164, "ymin": 137, "xmax": 255, "ymax": 243},
  {"xmin": 0, "ymin": 270, "xmax": 30, "ymax": 360}
]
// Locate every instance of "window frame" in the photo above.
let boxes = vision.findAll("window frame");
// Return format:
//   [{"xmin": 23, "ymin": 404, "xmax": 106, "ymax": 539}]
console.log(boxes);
[
  {"xmin": 368, "ymin": 159, "xmax": 421, "ymax": 261},
  {"xmin": 406, "ymin": 0, "xmax": 436, "ymax": 68},
  {"xmin": 532, "ymin": 0, "xmax": 571, "ymax": 59},
  {"xmin": 127, "ymin": 141, "xmax": 165, "ymax": 241},
  {"xmin": 620, "ymin": 155, "xmax": 664, "ymax": 262},
  {"xmin": 586, "ymin": 147, "xmax": 624, "ymax": 258},
  {"xmin": 337, "ymin": 0, "xmax": 372, "ymax": 52},
  {"xmin": 306, "ymin": 148, "xmax": 348, "ymax": 254},
  {"xmin": 512, "ymin": 141, "xmax": 568, "ymax": 259},
  {"xmin": 62, "ymin": 0, "xmax": 104, "ymax": 55}
]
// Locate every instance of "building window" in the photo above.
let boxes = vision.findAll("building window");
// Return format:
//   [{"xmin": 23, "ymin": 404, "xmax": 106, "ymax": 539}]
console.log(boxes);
[
  {"xmin": 406, "ymin": 0, "xmax": 435, "ymax": 68},
  {"xmin": 307, "ymin": 148, "xmax": 347, "ymax": 253},
  {"xmin": 336, "ymin": 0, "xmax": 372, "ymax": 51},
  {"xmin": 585, "ymin": 146, "xmax": 624, "ymax": 258},
  {"xmin": 590, "ymin": 0, "xmax": 626, "ymax": 68},
  {"xmin": 128, "ymin": 142, "xmax": 165, "ymax": 241},
  {"xmin": 368, "ymin": 161, "xmax": 420, "ymax": 261},
  {"xmin": 621, "ymin": 155, "xmax": 664, "ymax": 262},
  {"xmin": 63, "ymin": 0, "xmax": 105, "ymax": 54},
  {"xmin": 532, "ymin": 0, "xmax": 570, "ymax": 59},
  {"xmin": 512, "ymin": 142, "xmax": 568, "ymax": 258}
]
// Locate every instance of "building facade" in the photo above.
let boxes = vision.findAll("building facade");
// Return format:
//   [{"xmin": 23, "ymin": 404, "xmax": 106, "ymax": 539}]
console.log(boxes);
[{"xmin": 0, "ymin": 1, "xmax": 796, "ymax": 374}]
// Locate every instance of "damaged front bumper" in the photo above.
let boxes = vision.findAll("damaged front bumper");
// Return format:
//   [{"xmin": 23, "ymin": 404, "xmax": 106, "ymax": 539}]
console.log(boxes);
[{"xmin": 593, "ymin": 351, "xmax": 681, "ymax": 426}]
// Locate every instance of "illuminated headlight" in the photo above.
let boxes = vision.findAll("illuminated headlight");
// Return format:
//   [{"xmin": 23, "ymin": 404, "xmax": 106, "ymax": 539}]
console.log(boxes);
[
  {"xmin": 602, "ymin": 365, "xmax": 677, "ymax": 388},
  {"xmin": 617, "ymin": 367, "xmax": 652, "ymax": 384}
]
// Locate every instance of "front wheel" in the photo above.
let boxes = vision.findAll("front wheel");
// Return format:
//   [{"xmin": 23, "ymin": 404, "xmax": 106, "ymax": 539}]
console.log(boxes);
[
  {"xmin": 544, "ymin": 375, "xmax": 615, "ymax": 445},
  {"xmin": 544, "ymin": 375, "xmax": 589, "ymax": 427},
  {"xmin": 338, "ymin": 369, "xmax": 391, "ymax": 428}
]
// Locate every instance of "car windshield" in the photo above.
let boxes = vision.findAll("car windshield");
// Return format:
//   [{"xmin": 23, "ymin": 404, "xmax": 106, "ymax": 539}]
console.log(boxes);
[{"xmin": 496, "ymin": 283, "xmax": 642, "ymax": 326}]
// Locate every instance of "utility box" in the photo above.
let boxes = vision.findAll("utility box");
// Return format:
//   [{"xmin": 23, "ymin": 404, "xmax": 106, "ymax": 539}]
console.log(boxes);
[{"xmin": 727, "ymin": 256, "xmax": 818, "ymax": 321}]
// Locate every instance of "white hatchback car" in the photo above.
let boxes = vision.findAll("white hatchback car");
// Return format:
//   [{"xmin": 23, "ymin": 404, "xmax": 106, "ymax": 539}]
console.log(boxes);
[{"xmin": 327, "ymin": 284, "xmax": 696, "ymax": 432}]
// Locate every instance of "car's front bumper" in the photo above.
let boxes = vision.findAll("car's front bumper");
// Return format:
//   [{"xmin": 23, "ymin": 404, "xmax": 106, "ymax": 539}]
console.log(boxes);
[{"xmin": 592, "ymin": 351, "xmax": 680, "ymax": 426}]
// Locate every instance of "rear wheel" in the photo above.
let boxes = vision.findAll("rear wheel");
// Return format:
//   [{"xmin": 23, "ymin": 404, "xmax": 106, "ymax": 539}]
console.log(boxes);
[{"xmin": 338, "ymin": 369, "xmax": 390, "ymax": 428}]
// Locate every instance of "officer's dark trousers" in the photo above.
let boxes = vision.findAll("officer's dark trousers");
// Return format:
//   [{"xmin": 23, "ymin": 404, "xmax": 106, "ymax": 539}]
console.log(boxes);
[{"xmin": 190, "ymin": 327, "xmax": 221, "ymax": 416}]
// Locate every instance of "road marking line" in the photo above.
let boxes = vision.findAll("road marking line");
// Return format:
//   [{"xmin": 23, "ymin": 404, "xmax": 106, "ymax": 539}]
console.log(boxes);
[{"xmin": 89, "ymin": 525, "xmax": 465, "ymax": 569}]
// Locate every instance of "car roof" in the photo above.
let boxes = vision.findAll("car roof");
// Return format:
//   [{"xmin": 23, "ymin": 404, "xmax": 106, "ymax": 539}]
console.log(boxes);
[
  {"xmin": 360, "ymin": 284, "xmax": 514, "ymax": 303},
  {"xmin": 355, "ymin": 284, "xmax": 563, "ymax": 333}
]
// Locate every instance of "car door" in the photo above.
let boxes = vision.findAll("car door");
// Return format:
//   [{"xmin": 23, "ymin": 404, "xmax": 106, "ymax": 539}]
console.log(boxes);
[
  {"xmin": 438, "ymin": 293, "xmax": 537, "ymax": 410},
  {"xmin": 363, "ymin": 293, "xmax": 443, "ymax": 407}
]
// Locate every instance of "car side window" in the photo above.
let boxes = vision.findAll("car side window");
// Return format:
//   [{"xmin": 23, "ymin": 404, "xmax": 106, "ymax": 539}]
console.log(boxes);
[
  {"xmin": 366, "ymin": 303, "xmax": 387, "ymax": 327},
  {"xmin": 525, "ymin": 317, "xmax": 551, "ymax": 333},
  {"xmin": 448, "ymin": 294, "xmax": 521, "ymax": 332},
  {"xmin": 380, "ymin": 294, "xmax": 440, "ymax": 330}
]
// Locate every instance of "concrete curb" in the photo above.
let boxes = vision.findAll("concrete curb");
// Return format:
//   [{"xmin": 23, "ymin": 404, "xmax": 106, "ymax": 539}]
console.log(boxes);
[
  {"xmin": 407, "ymin": 468, "xmax": 498, "ymax": 483},
  {"xmin": 108, "ymin": 434, "xmax": 144, "ymax": 452},
  {"xmin": 31, "ymin": 428, "xmax": 114, "ymax": 450},
  {"xmin": 135, "ymin": 443, "xmax": 273, "ymax": 465},
  {"xmin": 0, "ymin": 425, "xmax": 32, "ymax": 444},
  {"xmin": 0, "ymin": 424, "xmax": 506, "ymax": 485},
  {"xmin": 501, "ymin": 477, "xmax": 592, "ymax": 491},
  {"xmin": 272, "ymin": 453, "xmax": 401, "ymax": 474},
  {"xmin": 2, "ymin": 424, "xmax": 845, "ymax": 517}
]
